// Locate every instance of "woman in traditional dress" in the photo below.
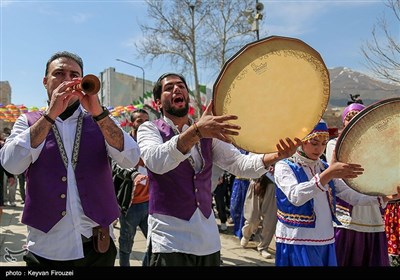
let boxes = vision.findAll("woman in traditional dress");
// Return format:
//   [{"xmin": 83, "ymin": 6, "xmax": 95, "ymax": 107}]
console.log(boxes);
[
  {"xmin": 326, "ymin": 103, "xmax": 389, "ymax": 266},
  {"xmin": 274, "ymin": 120, "xmax": 400, "ymax": 266}
]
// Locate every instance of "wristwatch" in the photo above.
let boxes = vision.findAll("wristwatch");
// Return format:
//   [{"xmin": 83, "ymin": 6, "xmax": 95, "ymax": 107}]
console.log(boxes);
[{"xmin": 93, "ymin": 106, "xmax": 110, "ymax": 122}]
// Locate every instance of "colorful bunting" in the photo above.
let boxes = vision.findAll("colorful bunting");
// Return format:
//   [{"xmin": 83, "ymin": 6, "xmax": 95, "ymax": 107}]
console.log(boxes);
[{"xmin": 1, "ymin": 84, "xmax": 209, "ymax": 125}]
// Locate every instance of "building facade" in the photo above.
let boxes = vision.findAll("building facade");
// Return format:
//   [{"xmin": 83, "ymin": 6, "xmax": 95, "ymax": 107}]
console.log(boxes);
[{"xmin": 99, "ymin": 67, "xmax": 152, "ymax": 108}]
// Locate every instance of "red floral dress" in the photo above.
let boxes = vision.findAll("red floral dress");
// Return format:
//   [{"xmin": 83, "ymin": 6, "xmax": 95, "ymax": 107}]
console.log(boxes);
[{"xmin": 385, "ymin": 200, "xmax": 400, "ymax": 266}]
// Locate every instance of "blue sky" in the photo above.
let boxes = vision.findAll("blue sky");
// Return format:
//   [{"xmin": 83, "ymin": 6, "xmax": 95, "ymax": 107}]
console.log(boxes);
[{"xmin": 1, "ymin": 0, "xmax": 398, "ymax": 107}]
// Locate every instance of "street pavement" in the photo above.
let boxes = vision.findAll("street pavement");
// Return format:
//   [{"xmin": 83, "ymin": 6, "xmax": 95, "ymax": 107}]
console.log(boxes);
[{"xmin": 0, "ymin": 192, "xmax": 275, "ymax": 268}]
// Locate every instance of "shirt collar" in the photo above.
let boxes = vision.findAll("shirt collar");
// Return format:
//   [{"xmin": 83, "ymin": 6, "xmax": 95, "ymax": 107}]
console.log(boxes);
[{"xmin": 163, "ymin": 116, "xmax": 193, "ymax": 133}]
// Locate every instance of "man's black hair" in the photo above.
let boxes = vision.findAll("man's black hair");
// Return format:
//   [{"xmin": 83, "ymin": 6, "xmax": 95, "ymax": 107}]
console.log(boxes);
[
  {"xmin": 152, "ymin": 72, "xmax": 189, "ymax": 102},
  {"xmin": 45, "ymin": 51, "xmax": 84, "ymax": 76},
  {"xmin": 130, "ymin": 108, "xmax": 149, "ymax": 123}
]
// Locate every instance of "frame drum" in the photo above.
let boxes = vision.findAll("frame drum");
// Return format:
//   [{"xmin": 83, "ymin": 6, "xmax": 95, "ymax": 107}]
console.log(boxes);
[
  {"xmin": 213, "ymin": 36, "xmax": 330, "ymax": 153},
  {"xmin": 336, "ymin": 98, "xmax": 400, "ymax": 196}
]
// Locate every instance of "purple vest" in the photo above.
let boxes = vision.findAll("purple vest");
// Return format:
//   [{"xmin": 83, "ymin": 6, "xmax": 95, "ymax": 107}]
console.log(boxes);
[
  {"xmin": 148, "ymin": 119, "xmax": 213, "ymax": 220},
  {"xmin": 23, "ymin": 111, "xmax": 120, "ymax": 233}
]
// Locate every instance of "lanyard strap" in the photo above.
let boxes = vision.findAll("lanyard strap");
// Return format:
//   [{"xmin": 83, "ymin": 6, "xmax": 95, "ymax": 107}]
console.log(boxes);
[{"xmin": 51, "ymin": 112, "xmax": 84, "ymax": 171}]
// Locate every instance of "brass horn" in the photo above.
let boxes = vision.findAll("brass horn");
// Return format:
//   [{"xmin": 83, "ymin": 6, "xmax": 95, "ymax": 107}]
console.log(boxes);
[{"xmin": 72, "ymin": 74, "xmax": 101, "ymax": 95}]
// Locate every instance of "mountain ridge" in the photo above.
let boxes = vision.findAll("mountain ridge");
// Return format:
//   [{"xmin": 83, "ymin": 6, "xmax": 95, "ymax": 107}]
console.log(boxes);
[{"xmin": 328, "ymin": 67, "xmax": 400, "ymax": 107}]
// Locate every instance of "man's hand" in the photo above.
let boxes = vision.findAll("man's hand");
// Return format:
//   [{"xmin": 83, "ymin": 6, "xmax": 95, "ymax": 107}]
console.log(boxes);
[
  {"xmin": 195, "ymin": 100, "xmax": 241, "ymax": 143},
  {"xmin": 47, "ymin": 79, "xmax": 82, "ymax": 119},
  {"xmin": 70, "ymin": 77, "xmax": 103, "ymax": 116},
  {"xmin": 134, "ymin": 174, "xmax": 148, "ymax": 187}
]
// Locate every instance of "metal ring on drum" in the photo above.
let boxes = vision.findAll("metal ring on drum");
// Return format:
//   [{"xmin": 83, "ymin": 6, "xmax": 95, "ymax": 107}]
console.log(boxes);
[{"xmin": 336, "ymin": 97, "xmax": 400, "ymax": 196}]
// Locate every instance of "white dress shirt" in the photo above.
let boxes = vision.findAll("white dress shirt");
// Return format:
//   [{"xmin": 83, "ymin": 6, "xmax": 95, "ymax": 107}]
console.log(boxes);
[
  {"xmin": 137, "ymin": 116, "xmax": 267, "ymax": 255},
  {"xmin": 0, "ymin": 106, "xmax": 140, "ymax": 260}
]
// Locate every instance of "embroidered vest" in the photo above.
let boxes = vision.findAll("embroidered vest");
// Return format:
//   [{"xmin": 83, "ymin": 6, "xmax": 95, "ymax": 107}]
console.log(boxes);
[
  {"xmin": 335, "ymin": 197, "xmax": 354, "ymax": 226},
  {"xmin": 276, "ymin": 159, "xmax": 341, "ymax": 228},
  {"xmin": 147, "ymin": 119, "xmax": 213, "ymax": 220},
  {"xmin": 22, "ymin": 111, "xmax": 120, "ymax": 233}
]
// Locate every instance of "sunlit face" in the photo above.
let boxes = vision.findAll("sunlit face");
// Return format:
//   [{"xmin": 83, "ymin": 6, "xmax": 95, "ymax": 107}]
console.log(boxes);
[
  {"xmin": 343, "ymin": 110, "xmax": 360, "ymax": 127},
  {"xmin": 302, "ymin": 136, "xmax": 329, "ymax": 160},
  {"xmin": 158, "ymin": 75, "xmax": 190, "ymax": 118},
  {"xmin": 43, "ymin": 57, "xmax": 82, "ymax": 104},
  {"xmin": 132, "ymin": 112, "xmax": 149, "ymax": 131}
]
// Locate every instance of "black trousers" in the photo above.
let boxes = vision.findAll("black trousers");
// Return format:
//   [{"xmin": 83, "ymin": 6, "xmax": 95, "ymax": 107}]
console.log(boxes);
[
  {"xmin": 23, "ymin": 238, "xmax": 117, "ymax": 267},
  {"xmin": 214, "ymin": 183, "xmax": 228, "ymax": 223},
  {"xmin": 149, "ymin": 251, "xmax": 221, "ymax": 266}
]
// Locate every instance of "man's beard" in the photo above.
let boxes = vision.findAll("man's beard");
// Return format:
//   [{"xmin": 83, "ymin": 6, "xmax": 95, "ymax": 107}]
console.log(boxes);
[{"xmin": 164, "ymin": 102, "xmax": 189, "ymax": 117}]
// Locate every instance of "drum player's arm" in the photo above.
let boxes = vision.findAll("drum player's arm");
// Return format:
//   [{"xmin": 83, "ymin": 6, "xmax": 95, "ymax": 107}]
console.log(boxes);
[
  {"xmin": 323, "ymin": 154, "xmax": 400, "ymax": 207},
  {"xmin": 325, "ymin": 139, "xmax": 336, "ymax": 164},
  {"xmin": 382, "ymin": 186, "xmax": 400, "ymax": 203},
  {"xmin": 319, "ymin": 158, "xmax": 364, "ymax": 187},
  {"xmin": 261, "ymin": 138, "xmax": 302, "ymax": 168},
  {"xmin": 334, "ymin": 178, "xmax": 387, "ymax": 207},
  {"xmin": 274, "ymin": 160, "xmax": 327, "ymax": 206},
  {"xmin": 335, "ymin": 180, "xmax": 400, "ymax": 209}
]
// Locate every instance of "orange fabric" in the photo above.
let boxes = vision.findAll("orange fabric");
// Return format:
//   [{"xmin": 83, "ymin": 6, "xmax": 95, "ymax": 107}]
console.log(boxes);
[
  {"xmin": 131, "ymin": 158, "xmax": 149, "ymax": 204},
  {"xmin": 131, "ymin": 180, "xmax": 149, "ymax": 204}
]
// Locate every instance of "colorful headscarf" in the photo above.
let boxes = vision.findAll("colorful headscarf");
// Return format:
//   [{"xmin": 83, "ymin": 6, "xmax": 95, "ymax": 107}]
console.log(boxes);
[
  {"xmin": 302, "ymin": 119, "xmax": 329, "ymax": 142},
  {"xmin": 341, "ymin": 103, "xmax": 365, "ymax": 123}
]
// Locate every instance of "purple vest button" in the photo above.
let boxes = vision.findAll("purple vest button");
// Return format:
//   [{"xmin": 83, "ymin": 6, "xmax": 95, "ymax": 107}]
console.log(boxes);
[
  {"xmin": 61, "ymin": 211, "xmax": 66, "ymax": 216},
  {"xmin": 195, "ymin": 188, "xmax": 198, "ymax": 192},
  {"xmin": 194, "ymin": 175, "xmax": 197, "ymax": 179},
  {"xmin": 60, "ymin": 194, "xmax": 66, "ymax": 199},
  {"xmin": 61, "ymin": 176, "xmax": 67, "ymax": 182},
  {"xmin": 197, "ymin": 202, "xmax": 200, "ymax": 206}
]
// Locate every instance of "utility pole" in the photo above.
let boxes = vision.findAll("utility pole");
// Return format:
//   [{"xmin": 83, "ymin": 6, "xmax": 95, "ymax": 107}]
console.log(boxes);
[
  {"xmin": 116, "ymin": 59, "xmax": 145, "ymax": 102},
  {"xmin": 254, "ymin": 0, "xmax": 264, "ymax": 40},
  {"xmin": 243, "ymin": 1, "xmax": 264, "ymax": 40}
]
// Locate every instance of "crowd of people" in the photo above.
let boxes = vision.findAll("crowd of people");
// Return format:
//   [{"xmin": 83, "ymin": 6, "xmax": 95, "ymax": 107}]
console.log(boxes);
[
  {"xmin": 0, "ymin": 51, "xmax": 399, "ymax": 267},
  {"xmin": 0, "ymin": 132, "xmax": 17, "ymax": 215}
]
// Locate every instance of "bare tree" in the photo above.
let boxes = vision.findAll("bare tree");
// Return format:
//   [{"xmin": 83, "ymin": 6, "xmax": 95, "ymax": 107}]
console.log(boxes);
[
  {"xmin": 361, "ymin": 0, "xmax": 400, "ymax": 84},
  {"xmin": 135, "ymin": 0, "xmax": 256, "ymax": 117},
  {"xmin": 203, "ymin": 0, "xmax": 255, "ymax": 74},
  {"xmin": 135, "ymin": 0, "xmax": 209, "ymax": 117}
]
